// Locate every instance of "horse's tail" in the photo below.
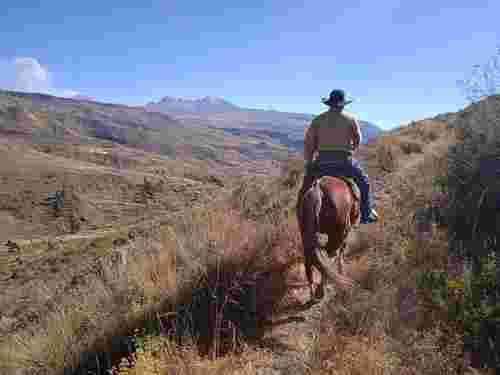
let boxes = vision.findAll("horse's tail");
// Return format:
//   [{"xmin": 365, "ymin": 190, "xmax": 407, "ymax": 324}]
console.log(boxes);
[
  {"xmin": 300, "ymin": 179, "xmax": 322, "ymax": 258},
  {"xmin": 302, "ymin": 178, "xmax": 356, "ymax": 290},
  {"xmin": 309, "ymin": 231, "xmax": 357, "ymax": 291}
]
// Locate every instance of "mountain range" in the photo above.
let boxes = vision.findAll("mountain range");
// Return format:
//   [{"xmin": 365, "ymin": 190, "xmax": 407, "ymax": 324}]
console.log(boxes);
[
  {"xmin": 147, "ymin": 96, "xmax": 241, "ymax": 113},
  {"xmin": 146, "ymin": 96, "xmax": 383, "ymax": 151},
  {"xmin": 0, "ymin": 90, "xmax": 383, "ymax": 176},
  {"xmin": 0, "ymin": 90, "xmax": 289, "ymax": 176}
]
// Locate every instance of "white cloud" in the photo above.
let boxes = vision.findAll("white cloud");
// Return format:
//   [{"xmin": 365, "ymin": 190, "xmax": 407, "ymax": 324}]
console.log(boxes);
[
  {"xmin": 61, "ymin": 89, "xmax": 80, "ymax": 98},
  {"xmin": 14, "ymin": 57, "xmax": 51, "ymax": 93},
  {"xmin": 0, "ymin": 56, "xmax": 79, "ymax": 97}
]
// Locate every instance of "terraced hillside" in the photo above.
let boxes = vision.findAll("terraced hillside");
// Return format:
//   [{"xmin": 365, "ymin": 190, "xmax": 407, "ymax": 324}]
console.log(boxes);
[
  {"xmin": 0, "ymin": 138, "xmax": 230, "ymax": 284},
  {"xmin": 0, "ymin": 90, "xmax": 293, "ymax": 177}
]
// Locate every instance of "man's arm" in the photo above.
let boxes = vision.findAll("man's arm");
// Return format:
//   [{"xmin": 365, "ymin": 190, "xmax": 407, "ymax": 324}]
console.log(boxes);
[
  {"xmin": 303, "ymin": 121, "xmax": 317, "ymax": 164},
  {"xmin": 352, "ymin": 118, "xmax": 362, "ymax": 150}
]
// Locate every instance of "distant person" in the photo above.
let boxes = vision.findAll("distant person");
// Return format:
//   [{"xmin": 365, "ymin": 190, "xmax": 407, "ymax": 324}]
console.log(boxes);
[{"xmin": 297, "ymin": 89, "xmax": 379, "ymax": 224}]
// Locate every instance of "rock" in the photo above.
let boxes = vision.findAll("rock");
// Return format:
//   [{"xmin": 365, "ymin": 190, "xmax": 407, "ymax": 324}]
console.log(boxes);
[
  {"xmin": 5, "ymin": 240, "xmax": 19, "ymax": 251},
  {"xmin": 397, "ymin": 287, "xmax": 418, "ymax": 325},
  {"xmin": 0, "ymin": 314, "xmax": 18, "ymax": 332},
  {"xmin": 112, "ymin": 238, "xmax": 128, "ymax": 247},
  {"xmin": 47, "ymin": 239, "xmax": 64, "ymax": 251}
]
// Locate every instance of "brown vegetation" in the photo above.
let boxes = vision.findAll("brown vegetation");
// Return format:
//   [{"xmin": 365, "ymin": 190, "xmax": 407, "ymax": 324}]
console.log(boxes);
[{"xmin": 3, "ymin": 106, "xmax": 494, "ymax": 375}]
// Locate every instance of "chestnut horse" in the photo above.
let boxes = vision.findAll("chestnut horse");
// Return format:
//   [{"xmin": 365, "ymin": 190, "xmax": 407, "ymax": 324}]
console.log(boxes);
[{"xmin": 296, "ymin": 175, "xmax": 361, "ymax": 301}]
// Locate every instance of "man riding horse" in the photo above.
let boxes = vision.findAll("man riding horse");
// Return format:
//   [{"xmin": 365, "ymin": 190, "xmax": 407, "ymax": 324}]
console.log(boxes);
[{"xmin": 297, "ymin": 89, "xmax": 379, "ymax": 224}]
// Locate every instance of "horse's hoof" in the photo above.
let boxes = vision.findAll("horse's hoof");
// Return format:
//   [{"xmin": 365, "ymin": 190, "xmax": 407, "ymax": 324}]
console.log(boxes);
[{"xmin": 310, "ymin": 296, "xmax": 321, "ymax": 304}]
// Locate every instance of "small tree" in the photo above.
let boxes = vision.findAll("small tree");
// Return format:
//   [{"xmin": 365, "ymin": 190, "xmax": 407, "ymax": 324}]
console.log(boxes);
[
  {"xmin": 457, "ymin": 47, "xmax": 500, "ymax": 103},
  {"xmin": 450, "ymin": 47, "xmax": 500, "ymax": 265},
  {"xmin": 449, "ymin": 48, "xmax": 500, "ymax": 369}
]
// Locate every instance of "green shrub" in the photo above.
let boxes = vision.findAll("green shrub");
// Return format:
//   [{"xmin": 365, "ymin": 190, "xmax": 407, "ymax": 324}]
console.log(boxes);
[{"xmin": 416, "ymin": 253, "xmax": 500, "ymax": 339}]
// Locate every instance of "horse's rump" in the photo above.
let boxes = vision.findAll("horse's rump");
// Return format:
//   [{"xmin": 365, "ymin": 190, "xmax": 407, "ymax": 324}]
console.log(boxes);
[
  {"xmin": 297, "ymin": 175, "xmax": 360, "ymax": 296},
  {"xmin": 317, "ymin": 176, "xmax": 361, "ymax": 229}
]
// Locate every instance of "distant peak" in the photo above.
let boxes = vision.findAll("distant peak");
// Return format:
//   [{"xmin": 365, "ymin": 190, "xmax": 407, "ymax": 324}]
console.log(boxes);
[
  {"xmin": 202, "ymin": 96, "xmax": 225, "ymax": 102},
  {"xmin": 147, "ymin": 95, "xmax": 240, "ymax": 113}
]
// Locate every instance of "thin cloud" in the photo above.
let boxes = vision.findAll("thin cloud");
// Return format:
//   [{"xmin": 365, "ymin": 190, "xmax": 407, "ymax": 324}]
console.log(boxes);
[{"xmin": 61, "ymin": 89, "xmax": 80, "ymax": 98}]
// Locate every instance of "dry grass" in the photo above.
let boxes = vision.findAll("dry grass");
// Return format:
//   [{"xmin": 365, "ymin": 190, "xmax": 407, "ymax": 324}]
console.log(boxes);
[
  {"xmin": 112, "ymin": 337, "xmax": 275, "ymax": 375},
  {"xmin": 362, "ymin": 118, "xmax": 454, "ymax": 177},
  {"xmin": 399, "ymin": 140, "xmax": 423, "ymax": 155},
  {"xmin": 308, "ymin": 334, "xmax": 398, "ymax": 375},
  {"xmin": 0, "ymin": 221, "xmax": 178, "ymax": 375},
  {"xmin": 3, "ymin": 117, "xmax": 479, "ymax": 375},
  {"xmin": 81, "ymin": 162, "xmax": 301, "ymax": 375},
  {"xmin": 375, "ymin": 143, "xmax": 398, "ymax": 173},
  {"xmin": 122, "ymin": 123, "xmax": 466, "ymax": 375},
  {"xmin": 168, "ymin": 207, "xmax": 303, "ymax": 353},
  {"xmin": 101, "ymin": 119, "xmax": 466, "ymax": 375},
  {"xmin": 0, "ymin": 154, "xmax": 303, "ymax": 375}
]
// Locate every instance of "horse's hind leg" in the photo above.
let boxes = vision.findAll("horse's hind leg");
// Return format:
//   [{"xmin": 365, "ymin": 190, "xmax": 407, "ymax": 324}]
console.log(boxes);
[
  {"xmin": 304, "ymin": 251, "xmax": 316, "ymax": 301},
  {"xmin": 314, "ymin": 269, "xmax": 325, "ymax": 300},
  {"xmin": 298, "ymin": 210, "xmax": 315, "ymax": 301},
  {"xmin": 300, "ymin": 181, "xmax": 325, "ymax": 302},
  {"xmin": 336, "ymin": 242, "xmax": 347, "ymax": 275}
]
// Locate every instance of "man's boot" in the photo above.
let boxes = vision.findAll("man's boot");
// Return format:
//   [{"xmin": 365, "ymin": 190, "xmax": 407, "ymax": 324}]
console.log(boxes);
[
  {"xmin": 348, "ymin": 160, "xmax": 377, "ymax": 224},
  {"xmin": 367, "ymin": 208, "xmax": 379, "ymax": 223}
]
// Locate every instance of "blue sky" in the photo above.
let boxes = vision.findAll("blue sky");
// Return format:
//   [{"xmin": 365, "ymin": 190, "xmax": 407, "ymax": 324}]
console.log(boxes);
[{"xmin": 0, "ymin": 1, "xmax": 498, "ymax": 129}]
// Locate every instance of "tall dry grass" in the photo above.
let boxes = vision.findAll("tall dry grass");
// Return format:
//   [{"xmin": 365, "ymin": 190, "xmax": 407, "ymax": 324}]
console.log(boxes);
[
  {"xmin": 0, "ymin": 220, "xmax": 179, "ymax": 375},
  {"xmin": 3, "ymin": 128, "xmax": 479, "ymax": 375},
  {"xmin": 0, "ymin": 154, "xmax": 302, "ymax": 375},
  {"xmin": 92, "ymin": 157, "xmax": 305, "ymax": 374}
]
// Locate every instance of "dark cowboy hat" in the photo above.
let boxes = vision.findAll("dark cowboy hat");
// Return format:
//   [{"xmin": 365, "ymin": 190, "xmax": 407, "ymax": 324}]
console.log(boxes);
[{"xmin": 321, "ymin": 89, "xmax": 354, "ymax": 107}]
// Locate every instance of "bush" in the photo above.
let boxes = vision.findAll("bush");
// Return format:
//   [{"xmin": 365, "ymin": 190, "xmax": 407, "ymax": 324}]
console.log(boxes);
[
  {"xmin": 376, "ymin": 144, "xmax": 397, "ymax": 172},
  {"xmin": 425, "ymin": 130, "xmax": 439, "ymax": 142},
  {"xmin": 447, "ymin": 131, "xmax": 500, "ymax": 261},
  {"xmin": 400, "ymin": 141, "xmax": 423, "ymax": 155},
  {"xmin": 416, "ymin": 253, "xmax": 500, "ymax": 368},
  {"xmin": 280, "ymin": 155, "xmax": 303, "ymax": 189}
]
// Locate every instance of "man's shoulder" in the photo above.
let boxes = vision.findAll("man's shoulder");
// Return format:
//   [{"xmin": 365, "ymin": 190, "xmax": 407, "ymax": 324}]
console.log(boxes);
[
  {"xmin": 340, "ymin": 111, "xmax": 358, "ymax": 122},
  {"xmin": 313, "ymin": 111, "xmax": 330, "ymax": 120},
  {"xmin": 311, "ymin": 111, "xmax": 329, "ymax": 127}
]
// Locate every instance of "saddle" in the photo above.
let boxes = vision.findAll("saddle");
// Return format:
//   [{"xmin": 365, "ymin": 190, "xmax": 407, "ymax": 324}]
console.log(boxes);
[
  {"xmin": 308, "ymin": 159, "xmax": 361, "ymax": 201},
  {"xmin": 317, "ymin": 175, "xmax": 361, "ymax": 202}
]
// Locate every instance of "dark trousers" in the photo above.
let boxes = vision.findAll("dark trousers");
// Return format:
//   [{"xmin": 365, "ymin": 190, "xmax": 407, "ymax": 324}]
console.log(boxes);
[{"xmin": 298, "ymin": 152, "xmax": 375, "ymax": 223}]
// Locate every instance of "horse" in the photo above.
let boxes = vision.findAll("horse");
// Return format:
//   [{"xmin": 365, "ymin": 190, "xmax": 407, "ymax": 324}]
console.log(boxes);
[{"xmin": 296, "ymin": 175, "xmax": 361, "ymax": 301}]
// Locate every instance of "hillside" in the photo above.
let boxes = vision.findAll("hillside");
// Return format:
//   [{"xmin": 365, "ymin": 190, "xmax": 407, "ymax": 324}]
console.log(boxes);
[
  {"xmin": 0, "ymin": 90, "xmax": 292, "ymax": 177},
  {"xmin": 4, "ymin": 90, "xmax": 497, "ymax": 374},
  {"xmin": 0, "ymin": 96, "xmax": 473, "ymax": 375},
  {"xmin": 146, "ymin": 96, "xmax": 383, "ymax": 151}
]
